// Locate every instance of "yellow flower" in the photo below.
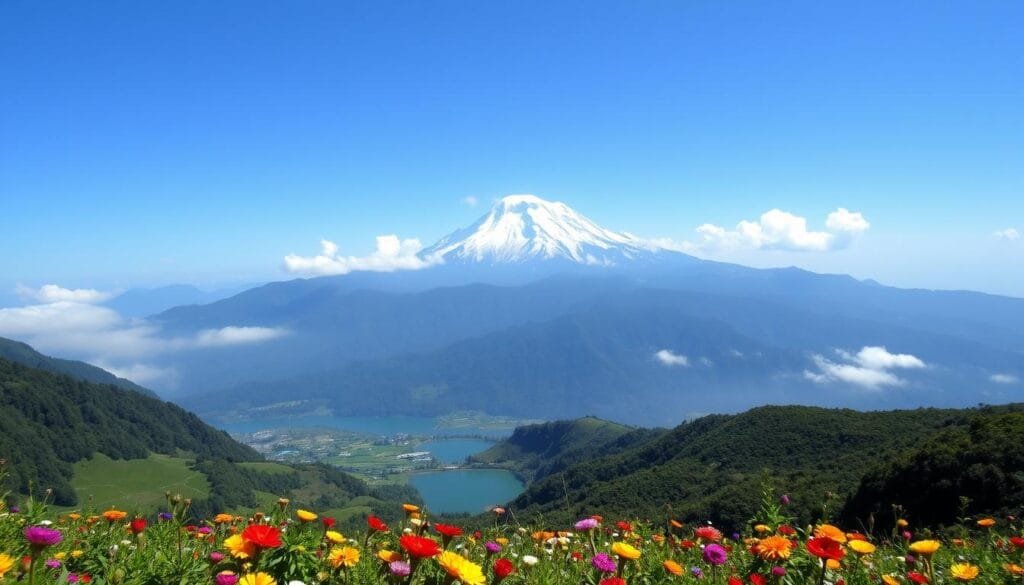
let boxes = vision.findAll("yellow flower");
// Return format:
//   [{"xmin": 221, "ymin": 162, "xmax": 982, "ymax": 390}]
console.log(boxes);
[
  {"xmin": 848, "ymin": 540, "xmax": 876, "ymax": 555},
  {"xmin": 53, "ymin": 552, "xmax": 67, "ymax": 560},
  {"xmin": 71, "ymin": 550, "xmax": 84, "ymax": 559},
  {"xmin": 402, "ymin": 503, "xmax": 420, "ymax": 513},
  {"xmin": 377, "ymin": 550, "xmax": 402, "ymax": 563},
  {"xmin": 881, "ymin": 575, "xmax": 901, "ymax": 585},
  {"xmin": 436, "ymin": 551, "xmax": 485, "ymax": 585},
  {"xmin": 495, "ymin": 537, "xmax": 509, "ymax": 546},
  {"xmin": 753, "ymin": 535, "xmax": 793, "ymax": 560},
  {"xmin": 908, "ymin": 539, "xmax": 941, "ymax": 556},
  {"xmin": 813, "ymin": 524, "xmax": 847, "ymax": 543},
  {"xmin": 296, "ymin": 509, "xmax": 318, "ymax": 522},
  {"xmin": 103, "ymin": 509, "xmax": 128, "ymax": 522},
  {"xmin": 239, "ymin": 572, "xmax": 277, "ymax": 585},
  {"xmin": 753, "ymin": 524, "xmax": 770, "ymax": 533},
  {"xmin": 826, "ymin": 559, "xmax": 841, "ymax": 570},
  {"xmin": 325, "ymin": 530, "xmax": 345, "ymax": 544},
  {"xmin": 611, "ymin": 541, "xmax": 642, "ymax": 560},
  {"xmin": 224, "ymin": 533, "xmax": 257, "ymax": 559},
  {"xmin": 67, "ymin": 513, "xmax": 81, "ymax": 521},
  {"xmin": 975, "ymin": 518, "xmax": 996, "ymax": 528},
  {"xmin": 897, "ymin": 519, "xmax": 909, "ymax": 528},
  {"xmin": 328, "ymin": 546, "xmax": 360, "ymax": 568},
  {"xmin": 950, "ymin": 563, "xmax": 979, "ymax": 581},
  {"xmin": 214, "ymin": 513, "xmax": 235, "ymax": 524},
  {"xmin": 1005, "ymin": 564, "xmax": 1024, "ymax": 576},
  {"xmin": 0, "ymin": 553, "xmax": 14, "ymax": 579}
]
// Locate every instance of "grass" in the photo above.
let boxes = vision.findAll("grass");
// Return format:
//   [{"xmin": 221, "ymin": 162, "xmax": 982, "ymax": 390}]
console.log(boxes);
[
  {"xmin": 67, "ymin": 453, "xmax": 209, "ymax": 512},
  {"xmin": 237, "ymin": 461, "xmax": 295, "ymax": 474}
]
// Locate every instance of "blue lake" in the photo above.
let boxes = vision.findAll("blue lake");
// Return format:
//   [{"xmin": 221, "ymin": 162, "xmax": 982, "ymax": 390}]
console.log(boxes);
[
  {"xmin": 409, "ymin": 469, "xmax": 524, "ymax": 514},
  {"xmin": 418, "ymin": 439, "xmax": 494, "ymax": 464},
  {"xmin": 215, "ymin": 415, "xmax": 512, "ymax": 438}
]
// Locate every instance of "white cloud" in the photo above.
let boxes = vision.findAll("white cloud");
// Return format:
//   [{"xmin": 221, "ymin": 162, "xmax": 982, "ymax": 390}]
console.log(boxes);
[
  {"xmin": 283, "ymin": 236, "xmax": 443, "ymax": 276},
  {"xmin": 16, "ymin": 283, "xmax": 114, "ymax": 304},
  {"xmin": 994, "ymin": 228, "xmax": 1021, "ymax": 241},
  {"xmin": 654, "ymin": 349, "xmax": 689, "ymax": 367},
  {"xmin": 195, "ymin": 326, "xmax": 288, "ymax": 347},
  {"xmin": 94, "ymin": 361, "xmax": 179, "ymax": 387},
  {"xmin": 804, "ymin": 345, "xmax": 926, "ymax": 390},
  {"xmin": 462, "ymin": 196, "xmax": 479, "ymax": 207},
  {"xmin": 672, "ymin": 207, "xmax": 870, "ymax": 253},
  {"xmin": 990, "ymin": 373, "xmax": 1019, "ymax": 384}
]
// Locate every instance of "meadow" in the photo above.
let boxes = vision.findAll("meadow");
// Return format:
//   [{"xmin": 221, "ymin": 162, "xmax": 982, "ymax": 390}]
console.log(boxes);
[{"xmin": 2, "ymin": 474, "xmax": 1022, "ymax": 585}]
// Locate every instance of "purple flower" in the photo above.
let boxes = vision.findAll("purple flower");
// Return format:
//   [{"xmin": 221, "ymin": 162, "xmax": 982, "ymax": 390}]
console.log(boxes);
[
  {"xmin": 67, "ymin": 574, "xmax": 80, "ymax": 583},
  {"xmin": 772, "ymin": 566, "xmax": 786, "ymax": 577},
  {"xmin": 691, "ymin": 566, "xmax": 704, "ymax": 578},
  {"xmin": 215, "ymin": 572, "xmax": 239, "ymax": 585},
  {"xmin": 198, "ymin": 526, "xmax": 213, "ymax": 535},
  {"xmin": 158, "ymin": 512, "xmax": 173, "ymax": 521},
  {"xmin": 485, "ymin": 541, "xmax": 502, "ymax": 553},
  {"xmin": 574, "ymin": 518, "xmax": 599, "ymax": 531},
  {"xmin": 779, "ymin": 494, "xmax": 790, "ymax": 505},
  {"xmin": 209, "ymin": 552, "xmax": 225, "ymax": 563},
  {"xmin": 591, "ymin": 553, "xmax": 616, "ymax": 573},
  {"xmin": 24, "ymin": 526, "xmax": 62, "ymax": 547},
  {"xmin": 389, "ymin": 561, "xmax": 411, "ymax": 577},
  {"xmin": 45, "ymin": 559, "xmax": 62, "ymax": 569},
  {"xmin": 702, "ymin": 543, "xmax": 728, "ymax": 566},
  {"xmin": 9, "ymin": 505, "xmax": 20, "ymax": 513},
  {"xmin": 905, "ymin": 554, "xmax": 917, "ymax": 565}
]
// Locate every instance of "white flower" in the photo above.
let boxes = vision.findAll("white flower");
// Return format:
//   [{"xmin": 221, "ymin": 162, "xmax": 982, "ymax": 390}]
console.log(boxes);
[
  {"xmin": 522, "ymin": 555, "xmax": 539, "ymax": 566},
  {"xmin": 39, "ymin": 520, "xmax": 53, "ymax": 526}
]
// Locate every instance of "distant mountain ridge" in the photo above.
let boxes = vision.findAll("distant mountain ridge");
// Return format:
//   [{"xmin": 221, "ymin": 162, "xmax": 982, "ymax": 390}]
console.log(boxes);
[{"xmin": 0, "ymin": 336, "xmax": 157, "ymax": 397}]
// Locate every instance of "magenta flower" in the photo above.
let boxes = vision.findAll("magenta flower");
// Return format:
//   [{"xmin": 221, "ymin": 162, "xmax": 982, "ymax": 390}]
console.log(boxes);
[
  {"xmin": 389, "ymin": 560, "xmax": 411, "ymax": 576},
  {"xmin": 575, "ymin": 517, "xmax": 599, "ymax": 531},
  {"xmin": 209, "ymin": 552, "xmax": 225, "ymax": 563},
  {"xmin": 591, "ymin": 553, "xmax": 616, "ymax": 573},
  {"xmin": 702, "ymin": 543, "xmax": 728, "ymax": 566},
  {"xmin": 215, "ymin": 572, "xmax": 239, "ymax": 585},
  {"xmin": 24, "ymin": 526, "xmax": 62, "ymax": 547},
  {"xmin": 485, "ymin": 541, "xmax": 502, "ymax": 553},
  {"xmin": 772, "ymin": 566, "xmax": 787, "ymax": 577}
]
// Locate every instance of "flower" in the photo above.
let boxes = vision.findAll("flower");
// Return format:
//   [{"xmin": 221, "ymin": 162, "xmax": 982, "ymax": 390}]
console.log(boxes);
[
  {"xmin": 907, "ymin": 571, "xmax": 929, "ymax": 583},
  {"xmin": 102, "ymin": 510, "xmax": 127, "ymax": 522},
  {"xmin": 214, "ymin": 513, "xmax": 235, "ymax": 524},
  {"xmin": 402, "ymin": 503, "xmax": 420, "ymax": 514},
  {"xmin": 399, "ymin": 534, "xmax": 441, "ymax": 558},
  {"xmin": 575, "ymin": 518, "xmax": 599, "ymax": 530},
  {"xmin": 600, "ymin": 579, "xmax": 627, "ymax": 585},
  {"xmin": 377, "ymin": 550, "xmax": 402, "ymax": 563},
  {"xmin": 433, "ymin": 523, "xmax": 463, "ymax": 539},
  {"xmin": 242, "ymin": 524, "xmax": 283, "ymax": 549},
  {"xmin": 24, "ymin": 526, "xmax": 63, "ymax": 548},
  {"xmin": 224, "ymin": 534, "xmax": 257, "ymax": 559},
  {"xmin": 239, "ymin": 572, "xmax": 277, "ymax": 585},
  {"xmin": 813, "ymin": 524, "xmax": 847, "ymax": 543},
  {"xmin": 592, "ymin": 553, "xmax": 617, "ymax": 573},
  {"xmin": 663, "ymin": 559, "xmax": 684, "ymax": 575},
  {"xmin": 325, "ymin": 530, "xmax": 345, "ymax": 545},
  {"xmin": 753, "ymin": 524, "xmax": 770, "ymax": 533},
  {"xmin": 806, "ymin": 537, "xmax": 845, "ymax": 561},
  {"xmin": 0, "ymin": 554, "xmax": 14, "ymax": 579},
  {"xmin": 611, "ymin": 541, "xmax": 641, "ymax": 560},
  {"xmin": 436, "ymin": 551, "xmax": 485, "ymax": 585},
  {"xmin": 209, "ymin": 552, "xmax": 225, "ymax": 563},
  {"xmin": 296, "ymin": 509, "xmax": 317, "ymax": 522},
  {"xmin": 976, "ymin": 518, "xmax": 996, "ymax": 528},
  {"xmin": 388, "ymin": 561, "xmax": 411, "ymax": 577},
  {"xmin": 754, "ymin": 535, "xmax": 793, "ymax": 560},
  {"xmin": 1010, "ymin": 536, "xmax": 1024, "ymax": 549},
  {"xmin": 908, "ymin": 540, "xmax": 941, "ymax": 556},
  {"xmin": 215, "ymin": 572, "xmax": 240, "ymax": 585},
  {"xmin": 950, "ymin": 563, "xmax": 979, "ymax": 581},
  {"xmin": 703, "ymin": 543, "xmax": 728, "ymax": 565},
  {"xmin": 367, "ymin": 516, "xmax": 388, "ymax": 532},
  {"xmin": 881, "ymin": 575, "xmax": 900, "ymax": 585},
  {"xmin": 129, "ymin": 518, "xmax": 146, "ymax": 534},
  {"xmin": 521, "ymin": 555, "xmax": 539, "ymax": 566},
  {"xmin": 847, "ymin": 539, "xmax": 876, "ymax": 555},
  {"xmin": 1005, "ymin": 564, "xmax": 1024, "ymax": 576},
  {"xmin": 493, "ymin": 558, "xmax": 516, "ymax": 580},
  {"xmin": 322, "ymin": 517, "xmax": 336, "ymax": 529},
  {"xmin": 694, "ymin": 526, "xmax": 723, "ymax": 542},
  {"xmin": 327, "ymin": 546, "xmax": 360, "ymax": 568}
]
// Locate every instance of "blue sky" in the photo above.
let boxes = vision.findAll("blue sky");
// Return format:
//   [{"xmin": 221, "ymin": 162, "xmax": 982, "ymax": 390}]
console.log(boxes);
[{"xmin": 2, "ymin": 0, "xmax": 1022, "ymax": 300}]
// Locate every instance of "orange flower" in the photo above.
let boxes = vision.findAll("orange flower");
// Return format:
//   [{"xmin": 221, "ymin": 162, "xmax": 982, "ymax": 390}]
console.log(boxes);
[
  {"xmin": 753, "ymin": 535, "xmax": 793, "ymax": 560},
  {"xmin": 663, "ymin": 559, "xmax": 684, "ymax": 576},
  {"xmin": 976, "ymin": 518, "xmax": 996, "ymax": 528},
  {"xmin": 102, "ymin": 510, "xmax": 127, "ymax": 522},
  {"xmin": 813, "ymin": 524, "xmax": 847, "ymax": 543}
]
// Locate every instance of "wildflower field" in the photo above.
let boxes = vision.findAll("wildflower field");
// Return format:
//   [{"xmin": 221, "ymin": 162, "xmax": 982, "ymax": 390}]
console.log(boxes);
[{"xmin": 3, "ymin": 485, "xmax": 1024, "ymax": 585}]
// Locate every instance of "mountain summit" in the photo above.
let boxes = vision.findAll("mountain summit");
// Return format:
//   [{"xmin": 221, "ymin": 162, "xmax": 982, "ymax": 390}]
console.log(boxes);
[{"xmin": 422, "ymin": 194, "xmax": 660, "ymax": 264}]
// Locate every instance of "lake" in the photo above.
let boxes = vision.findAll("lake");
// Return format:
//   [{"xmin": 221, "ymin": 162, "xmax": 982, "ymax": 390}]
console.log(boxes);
[
  {"xmin": 409, "ymin": 469, "xmax": 524, "ymax": 514},
  {"xmin": 418, "ymin": 439, "xmax": 494, "ymax": 464},
  {"xmin": 215, "ymin": 415, "xmax": 513, "ymax": 438}
]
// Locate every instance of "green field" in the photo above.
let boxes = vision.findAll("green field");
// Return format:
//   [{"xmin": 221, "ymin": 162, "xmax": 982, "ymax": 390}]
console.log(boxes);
[{"xmin": 68, "ymin": 453, "xmax": 210, "ymax": 512}]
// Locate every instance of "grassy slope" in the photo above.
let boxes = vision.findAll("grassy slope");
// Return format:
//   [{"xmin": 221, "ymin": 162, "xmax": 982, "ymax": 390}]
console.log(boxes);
[{"xmin": 68, "ymin": 453, "xmax": 210, "ymax": 511}]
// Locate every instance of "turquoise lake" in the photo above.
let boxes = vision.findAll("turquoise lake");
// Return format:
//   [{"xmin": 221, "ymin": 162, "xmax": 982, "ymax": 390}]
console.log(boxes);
[
  {"xmin": 409, "ymin": 469, "xmax": 524, "ymax": 514},
  {"xmin": 417, "ymin": 439, "xmax": 494, "ymax": 464}
]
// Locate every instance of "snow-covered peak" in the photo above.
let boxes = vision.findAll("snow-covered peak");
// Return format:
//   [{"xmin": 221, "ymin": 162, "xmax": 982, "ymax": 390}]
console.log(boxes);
[{"xmin": 422, "ymin": 194, "xmax": 657, "ymax": 264}]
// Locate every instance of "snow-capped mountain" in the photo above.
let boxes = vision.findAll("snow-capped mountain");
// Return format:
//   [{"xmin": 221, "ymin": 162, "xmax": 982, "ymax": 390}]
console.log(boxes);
[{"xmin": 422, "ymin": 194, "xmax": 662, "ymax": 264}]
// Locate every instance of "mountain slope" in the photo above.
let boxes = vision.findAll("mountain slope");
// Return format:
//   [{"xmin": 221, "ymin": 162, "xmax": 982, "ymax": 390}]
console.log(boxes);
[
  {"xmin": 0, "ymin": 336, "xmax": 157, "ymax": 397},
  {"xmin": 0, "ymin": 357, "xmax": 256, "ymax": 505}
]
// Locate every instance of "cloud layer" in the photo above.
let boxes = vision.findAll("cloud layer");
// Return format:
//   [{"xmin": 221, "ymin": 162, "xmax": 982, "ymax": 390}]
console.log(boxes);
[
  {"xmin": 16, "ymin": 283, "xmax": 114, "ymax": 304},
  {"xmin": 805, "ymin": 346, "xmax": 925, "ymax": 390},
  {"xmin": 283, "ymin": 236, "xmax": 442, "ymax": 276},
  {"xmin": 994, "ymin": 228, "xmax": 1021, "ymax": 241},
  {"xmin": 677, "ymin": 207, "xmax": 870, "ymax": 253},
  {"xmin": 654, "ymin": 349, "xmax": 689, "ymax": 367}
]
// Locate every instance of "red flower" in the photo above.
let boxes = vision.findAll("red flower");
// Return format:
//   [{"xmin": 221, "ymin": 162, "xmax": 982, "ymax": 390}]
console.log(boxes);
[
  {"xmin": 1011, "ymin": 536, "xmax": 1024, "ymax": 549},
  {"xmin": 571, "ymin": 551, "xmax": 583, "ymax": 561},
  {"xmin": 433, "ymin": 523, "xmax": 463, "ymax": 538},
  {"xmin": 367, "ymin": 515, "xmax": 388, "ymax": 533},
  {"xmin": 399, "ymin": 534, "xmax": 441, "ymax": 558},
  {"xmin": 907, "ymin": 571, "xmax": 929, "ymax": 584},
  {"xmin": 600, "ymin": 579, "xmax": 626, "ymax": 585},
  {"xmin": 242, "ymin": 524, "xmax": 283, "ymax": 549},
  {"xmin": 806, "ymin": 537, "xmax": 845, "ymax": 561},
  {"xmin": 749, "ymin": 575, "xmax": 767, "ymax": 585},
  {"xmin": 728, "ymin": 577, "xmax": 742, "ymax": 585},
  {"xmin": 695, "ymin": 526, "xmax": 723, "ymax": 542},
  {"xmin": 493, "ymin": 558, "xmax": 515, "ymax": 579},
  {"xmin": 130, "ymin": 518, "xmax": 146, "ymax": 534},
  {"xmin": 616, "ymin": 521, "xmax": 632, "ymax": 533},
  {"xmin": 679, "ymin": 539, "xmax": 696, "ymax": 549},
  {"xmin": 778, "ymin": 525, "xmax": 796, "ymax": 536},
  {"xmin": 322, "ymin": 517, "xmax": 336, "ymax": 529}
]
